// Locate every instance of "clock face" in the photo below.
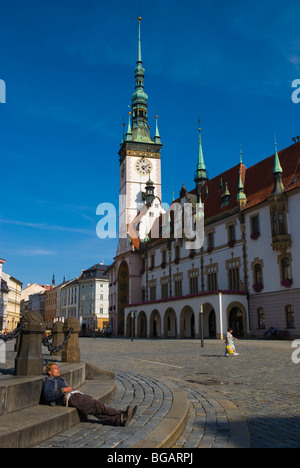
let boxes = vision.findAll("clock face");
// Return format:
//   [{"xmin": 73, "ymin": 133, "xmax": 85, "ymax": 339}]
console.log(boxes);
[{"xmin": 135, "ymin": 158, "xmax": 153, "ymax": 176}]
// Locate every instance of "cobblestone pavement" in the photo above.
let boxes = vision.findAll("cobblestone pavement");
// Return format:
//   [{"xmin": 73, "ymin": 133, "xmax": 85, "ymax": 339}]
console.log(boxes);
[
  {"xmin": 78, "ymin": 337, "xmax": 300, "ymax": 448},
  {"xmin": 2, "ymin": 337, "xmax": 300, "ymax": 448}
]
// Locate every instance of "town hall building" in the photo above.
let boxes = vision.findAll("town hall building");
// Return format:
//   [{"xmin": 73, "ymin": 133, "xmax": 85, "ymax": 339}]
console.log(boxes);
[{"xmin": 108, "ymin": 18, "xmax": 300, "ymax": 340}]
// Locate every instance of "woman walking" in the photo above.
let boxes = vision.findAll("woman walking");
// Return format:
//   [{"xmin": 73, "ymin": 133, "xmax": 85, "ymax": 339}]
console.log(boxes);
[{"xmin": 225, "ymin": 328, "xmax": 239, "ymax": 357}]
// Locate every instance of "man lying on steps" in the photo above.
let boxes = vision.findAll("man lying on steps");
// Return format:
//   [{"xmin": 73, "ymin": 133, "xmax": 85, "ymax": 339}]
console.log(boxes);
[{"xmin": 43, "ymin": 362, "xmax": 137, "ymax": 427}]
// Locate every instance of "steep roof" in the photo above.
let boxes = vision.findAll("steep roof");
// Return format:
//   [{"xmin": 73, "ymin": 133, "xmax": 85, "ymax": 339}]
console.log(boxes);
[
  {"xmin": 198, "ymin": 141, "xmax": 300, "ymax": 220},
  {"xmin": 244, "ymin": 141, "xmax": 300, "ymax": 209},
  {"xmin": 144, "ymin": 141, "xmax": 300, "ymax": 245},
  {"xmin": 79, "ymin": 263, "xmax": 110, "ymax": 280}
]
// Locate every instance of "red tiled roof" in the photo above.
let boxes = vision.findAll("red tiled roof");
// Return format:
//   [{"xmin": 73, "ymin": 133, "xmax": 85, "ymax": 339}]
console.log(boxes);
[
  {"xmin": 144, "ymin": 141, "xmax": 300, "ymax": 244},
  {"xmin": 244, "ymin": 142, "xmax": 300, "ymax": 209},
  {"xmin": 199, "ymin": 141, "xmax": 300, "ymax": 220}
]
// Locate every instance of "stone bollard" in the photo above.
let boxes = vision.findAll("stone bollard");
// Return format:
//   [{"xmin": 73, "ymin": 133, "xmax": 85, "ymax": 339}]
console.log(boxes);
[
  {"xmin": 15, "ymin": 311, "xmax": 46, "ymax": 376},
  {"xmin": 51, "ymin": 320, "xmax": 64, "ymax": 357},
  {"xmin": 61, "ymin": 317, "xmax": 81, "ymax": 363}
]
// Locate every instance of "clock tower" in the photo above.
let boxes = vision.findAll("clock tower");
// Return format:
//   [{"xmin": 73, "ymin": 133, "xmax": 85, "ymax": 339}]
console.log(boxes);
[{"xmin": 118, "ymin": 17, "xmax": 162, "ymax": 252}]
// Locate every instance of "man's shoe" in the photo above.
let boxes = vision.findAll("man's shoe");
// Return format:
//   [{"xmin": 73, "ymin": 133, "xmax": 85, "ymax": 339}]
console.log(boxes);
[{"xmin": 121, "ymin": 405, "xmax": 138, "ymax": 427}]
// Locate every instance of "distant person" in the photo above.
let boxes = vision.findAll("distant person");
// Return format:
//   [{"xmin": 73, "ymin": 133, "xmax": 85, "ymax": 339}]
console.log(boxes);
[
  {"xmin": 264, "ymin": 327, "xmax": 276, "ymax": 339},
  {"xmin": 225, "ymin": 328, "xmax": 239, "ymax": 357},
  {"xmin": 42, "ymin": 363, "xmax": 137, "ymax": 427}
]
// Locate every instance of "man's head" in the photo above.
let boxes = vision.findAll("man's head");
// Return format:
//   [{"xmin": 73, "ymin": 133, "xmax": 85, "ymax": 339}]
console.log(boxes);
[{"xmin": 45, "ymin": 362, "xmax": 61, "ymax": 377}]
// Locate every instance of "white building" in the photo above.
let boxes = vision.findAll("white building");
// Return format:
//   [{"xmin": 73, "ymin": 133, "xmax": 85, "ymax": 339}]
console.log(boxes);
[
  {"xmin": 78, "ymin": 263, "xmax": 110, "ymax": 332},
  {"xmin": 59, "ymin": 278, "xmax": 79, "ymax": 320},
  {"xmin": 57, "ymin": 264, "xmax": 110, "ymax": 332}
]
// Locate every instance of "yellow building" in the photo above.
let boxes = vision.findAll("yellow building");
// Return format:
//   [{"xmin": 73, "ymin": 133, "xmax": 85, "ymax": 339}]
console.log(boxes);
[{"xmin": 6, "ymin": 275, "xmax": 23, "ymax": 331}]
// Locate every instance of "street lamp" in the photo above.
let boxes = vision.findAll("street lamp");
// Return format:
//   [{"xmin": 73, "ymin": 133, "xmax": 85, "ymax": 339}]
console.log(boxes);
[
  {"xmin": 130, "ymin": 310, "xmax": 136, "ymax": 342},
  {"xmin": 200, "ymin": 305, "xmax": 204, "ymax": 348}
]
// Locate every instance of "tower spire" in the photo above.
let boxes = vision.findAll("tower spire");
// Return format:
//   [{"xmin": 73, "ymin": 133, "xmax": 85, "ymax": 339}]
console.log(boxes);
[
  {"xmin": 194, "ymin": 119, "xmax": 208, "ymax": 201},
  {"xmin": 126, "ymin": 110, "xmax": 132, "ymax": 141},
  {"xmin": 237, "ymin": 146, "xmax": 247, "ymax": 208},
  {"xmin": 137, "ymin": 16, "xmax": 142, "ymax": 64},
  {"xmin": 272, "ymin": 136, "xmax": 284, "ymax": 194},
  {"xmin": 273, "ymin": 135, "xmax": 283, "ymax": 174},
  {"xmin": 154, "ymin": 115, "xmax": 161, "ymax": 143},
  {"xmin": 130, "ymin": 17, "xmax": 152, "ymax": 143}
]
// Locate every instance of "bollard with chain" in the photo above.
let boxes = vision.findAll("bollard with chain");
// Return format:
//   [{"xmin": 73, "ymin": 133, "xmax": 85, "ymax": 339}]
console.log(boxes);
[
  {"xmin": 51, "ymin": 320, "xmax": 64, "ymax": 357},
  {"xmin": 61, "ymin": 317, "xmax": 81, "ymax": 363},
  {"xmin": 14, "ymin": 311, "xmax": 46, "ymax": 376}
]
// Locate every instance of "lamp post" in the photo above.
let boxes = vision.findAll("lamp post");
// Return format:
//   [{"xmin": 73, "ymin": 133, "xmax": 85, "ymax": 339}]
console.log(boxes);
[
  {"xmin": 200, "ymin": 305, "xmax": 204, "ymax": 348},
  {"xmin": 130, "ymin": 310, "xmax": 136, "ymax": 342}
]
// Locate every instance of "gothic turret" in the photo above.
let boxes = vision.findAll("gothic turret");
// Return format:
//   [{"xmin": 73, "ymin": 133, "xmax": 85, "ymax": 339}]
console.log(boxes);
[
  {"xmin": 272, "ymin": 138, "xmax": 284, "ymax": 195},
  {"xmin": 194, "ymin": 122, "xmax": 208, "ymax": 202},
  {"xmin": 236, "ymin": 147, "xmax": 247, "ymax": 209}
]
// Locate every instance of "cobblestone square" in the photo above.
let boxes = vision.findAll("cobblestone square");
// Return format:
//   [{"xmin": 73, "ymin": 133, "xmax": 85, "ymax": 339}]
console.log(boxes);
[{"xmin": 2, "ymin": 337, "xmax": 299, "ymax": 448}]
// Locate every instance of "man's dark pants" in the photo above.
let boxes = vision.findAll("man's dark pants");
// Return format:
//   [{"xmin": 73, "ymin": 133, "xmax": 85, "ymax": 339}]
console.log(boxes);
[{"xmin": 68, "ymin": 393, "xmax": 122, "ymax": 426}]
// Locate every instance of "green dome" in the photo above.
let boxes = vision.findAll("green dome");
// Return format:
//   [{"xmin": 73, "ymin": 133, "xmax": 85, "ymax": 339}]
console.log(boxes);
[{"xmin": 131, "ymin": 89, "xmax": 148, "ymax": 103}]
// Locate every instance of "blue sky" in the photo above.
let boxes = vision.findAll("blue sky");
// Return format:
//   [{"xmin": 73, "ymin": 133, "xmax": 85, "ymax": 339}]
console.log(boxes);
[{"xmin": 0, "ymin": 0, "xmax": 299, "ymax": 288}]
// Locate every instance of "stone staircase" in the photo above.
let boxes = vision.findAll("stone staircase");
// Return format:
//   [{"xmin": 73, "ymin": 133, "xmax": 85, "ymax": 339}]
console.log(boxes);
[
  {"xmin": 0, "ymin": 363, "xmax": 250, "ymax": 449},
  {"xmin": 0, "ymin": 362, "xmax": 116, "ymax": 448}
]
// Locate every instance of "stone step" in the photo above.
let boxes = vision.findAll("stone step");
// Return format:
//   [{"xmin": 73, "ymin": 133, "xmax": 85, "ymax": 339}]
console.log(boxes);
[
  {"xmin": 37, "ymin": 372, "xmax": 250, "ymax": 449},
  {"xmin": 36, "ymin": 372, "xmax": 190, "ymax": 449},
  {"xmin": 0, "ymin": 362, "xmax": 116, "ymax": 448}
]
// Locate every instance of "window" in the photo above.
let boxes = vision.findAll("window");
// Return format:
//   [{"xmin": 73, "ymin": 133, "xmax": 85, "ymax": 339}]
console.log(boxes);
[
  {"xmin": 189, "ymin": 276, "xmax": 198, "ymax": 295},
  {"xmin": 272, "ymin": 215, "xmax": 277, "ymax": 236},
  {"xmin": 228, "ymin": 268, "xmax": 240, "ymax": 290},
  {"xmin": 278, "ymin": 213, "xmax": 286, "ymax": 235},
  {"xmin": 174, "ymin": 273, "xmax": 183, "ymax": 297},
  {"xmin": 207, "ymin": 272, "xmax": 217, "ymax": 291},
  {"xmin": 174, "ymin": 280, "xmax": 182, "ymax": 297},
  {"xmin": 208, "ymin": 232, "xmax": 214, "ymax": 250},
  {"xmin": 286, "ymin": 305, "xmax": 295, "ymax": 329},
  {"xmin": 250, "ymin": 215, "xmax": 260, "ymax": 239},
  {"xmin": 149, "ymin": 279, "xmax": 157, "ymax": 301},
  {"xmin": 174, "ymin": 244, "xmax": 180, "ymax": 261},
  {"xmin": 251, "ymin": 215, "xmax": 260, "ymax": 234},
  {"xmin": 281, "ymin": 257, "xmax": 292, "ymax": 281},
  {"xmin": 206, "ymin": 264, "xmax": 218, "ymax": 291},
  {"xmin": 150, "ymin": 286, "xmax": 156, "ymax": 301},
  {"xmin": 252, "ymin": 260, "xmax": 264, "ymax": 292},
  {"xmin": 226, "ymin": 259, "xmax": 240, "ymax": 290},
  {"xmin": 161, "ymin": 283, "xmax": 169, "ymax": 300},
  {"xmin": 228, "ymin": 225, "xmax": 236, "ymax": 242},
  {"xmin": 257, "ymin": 308, "xmax": 265, "ymax": 329},
  {"xmin": 254, "ymin": 264, "xmax": 263, "ymax": 284},
  {"xmin": 150, "ymin": 254, "xmax": 155, "ymax": 270},
  {"xmin": 271, "ymin": 211, "xmax": 287, "ymax": 237}
]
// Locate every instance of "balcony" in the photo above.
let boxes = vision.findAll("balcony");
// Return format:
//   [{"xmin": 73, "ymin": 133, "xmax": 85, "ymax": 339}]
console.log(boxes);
[{"xmin": 271, "ymin": 234, "xmax": 292, "ymax": 254}]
